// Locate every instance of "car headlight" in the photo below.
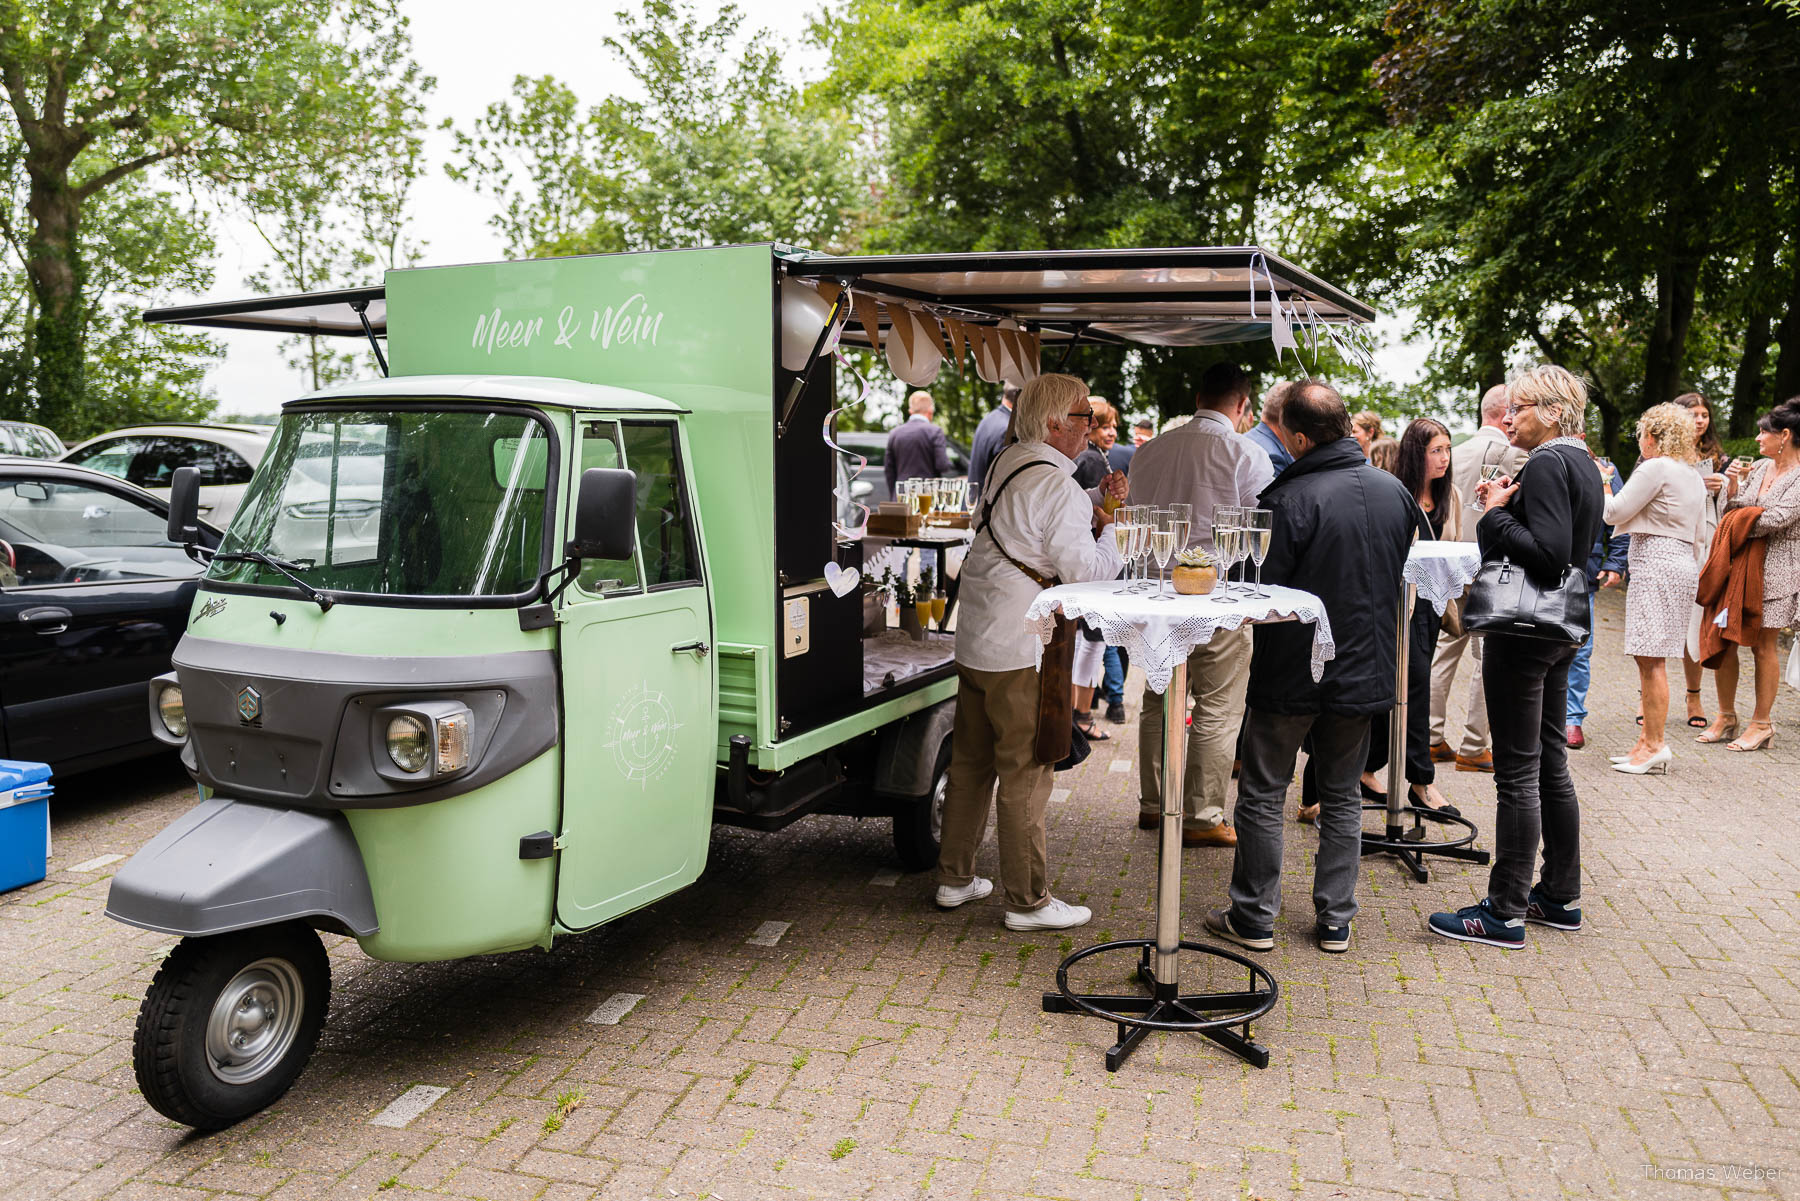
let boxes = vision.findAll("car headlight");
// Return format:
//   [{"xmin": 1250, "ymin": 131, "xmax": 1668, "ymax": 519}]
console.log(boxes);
[
  {"xmin": 156, "ymin": 685, "xmax": 188, "ymax": 739},
  {"xmin": 375, "ymin": 701, "xmax": 476, "ymax": 782},
  {"xmin": 385, "ymin": 715, "xmax": 430, "ymax": 773}
]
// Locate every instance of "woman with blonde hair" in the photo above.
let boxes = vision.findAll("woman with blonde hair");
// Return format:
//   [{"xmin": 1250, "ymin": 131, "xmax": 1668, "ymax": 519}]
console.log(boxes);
[{"xmin": 1603, "ymin": 403, "xmax": 1705, "ymax": 774}]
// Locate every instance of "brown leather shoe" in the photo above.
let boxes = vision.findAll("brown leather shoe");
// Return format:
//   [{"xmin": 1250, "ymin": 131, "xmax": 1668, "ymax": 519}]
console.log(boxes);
[
  {"xmin": 1183, "ymin": 823, "xmax": 1237, "ymax": 848},
  {"xmin": 1565, "ymin": 724, "xmax": 1585, "ymax": 750},
  {"xmin": 1137, "ymin": 812, "xmax": 1159, "ymax": 830},
  {"xmin": 1429, "ymin": 740, "xmax": 1455, "ymax": 763},
  {"xmin": 1454, "ymin": 750, "xmax": 1494, "ymax": 773},
  {"xmin": 1296, "ymin": 803, "xmax": 1320, "ymax": 825}
]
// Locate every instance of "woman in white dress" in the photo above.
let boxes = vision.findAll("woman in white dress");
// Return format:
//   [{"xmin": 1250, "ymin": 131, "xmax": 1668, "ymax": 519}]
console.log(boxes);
[{"xmin": 1603, "ymin": 403, "xmax": 1705, "ymax": 775}]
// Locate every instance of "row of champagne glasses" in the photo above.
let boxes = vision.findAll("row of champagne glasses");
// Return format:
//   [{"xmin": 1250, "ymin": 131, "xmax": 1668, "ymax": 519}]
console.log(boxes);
[
  {"xmin": 897, "ymin": 477, "xmax": 968, "ymax": 518},
  {"xmin": 1208, "ymin": 505, "xmax": 1274, "ymax": 601}
]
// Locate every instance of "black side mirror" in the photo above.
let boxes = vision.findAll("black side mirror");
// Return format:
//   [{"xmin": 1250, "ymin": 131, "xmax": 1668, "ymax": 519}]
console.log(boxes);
[
  {"xmin": 167, "ymin": 466, "xmax": 202, "ymax": 544},
  {"xmin": 568, "ymin": 468, "xmax": 637, "ymax": 561}
]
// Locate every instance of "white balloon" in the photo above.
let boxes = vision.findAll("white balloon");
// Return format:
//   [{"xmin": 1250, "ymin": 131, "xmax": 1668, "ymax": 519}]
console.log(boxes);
[
  {"xmin": 780, "ymin": 278, "xmax": 834, "ymax": 372},
  {"xmin": 885, "ymin": 308, "xmax": 940, "ymax": 387}
]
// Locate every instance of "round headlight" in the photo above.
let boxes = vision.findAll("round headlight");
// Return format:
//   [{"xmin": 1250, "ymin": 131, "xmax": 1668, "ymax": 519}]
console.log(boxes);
[
  {"xmin": 156, "ymin": 686, "xmax": 188, "ymax": 738},
  {"xmin": 385, "ymin": 715, "xmax": 430, "ymax": 773}
]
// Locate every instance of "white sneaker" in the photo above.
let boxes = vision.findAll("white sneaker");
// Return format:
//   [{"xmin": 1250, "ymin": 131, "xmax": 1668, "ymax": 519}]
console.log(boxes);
[
  {"xmin": 935, "ymin": 877, "xmax": 993, "ymax": 909},
  {"xmin": 1004, "ymin": 897, "xmax": 1092, "ymax": 931}
]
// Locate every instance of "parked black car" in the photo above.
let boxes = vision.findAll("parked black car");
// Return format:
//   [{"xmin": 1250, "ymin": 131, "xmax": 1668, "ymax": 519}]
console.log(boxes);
[{"xmin": 0, "ymin": 460, "xmax": 220, "ymax": 775}]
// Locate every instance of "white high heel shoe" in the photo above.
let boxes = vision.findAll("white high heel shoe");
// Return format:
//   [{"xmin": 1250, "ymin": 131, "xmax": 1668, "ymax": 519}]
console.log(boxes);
[{"xmin": 1611, "ymin": 745, "xmax": 1673, "ymax": 775}]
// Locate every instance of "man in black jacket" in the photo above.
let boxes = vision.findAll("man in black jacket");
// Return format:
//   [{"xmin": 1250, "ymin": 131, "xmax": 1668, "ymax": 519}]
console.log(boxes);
[
  {"xmin": 1205, "ymin": 381, "xmax": 1419, "ymax": 955},
  {"xmin": 1429, "ymin": 365, "xmax": 1604, "ymax": 949}
]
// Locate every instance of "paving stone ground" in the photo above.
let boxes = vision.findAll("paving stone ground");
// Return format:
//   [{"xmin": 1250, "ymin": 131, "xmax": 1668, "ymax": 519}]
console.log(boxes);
[{"xmin": 2, "ymin": 589, "xmax": 1798, "ymax": 1200}]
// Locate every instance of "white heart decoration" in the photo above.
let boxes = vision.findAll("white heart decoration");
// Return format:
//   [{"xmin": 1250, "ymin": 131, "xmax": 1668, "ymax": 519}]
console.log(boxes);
[{"xmin": 824, "ymin": 561, "xmax": 860, "ymax": 597}]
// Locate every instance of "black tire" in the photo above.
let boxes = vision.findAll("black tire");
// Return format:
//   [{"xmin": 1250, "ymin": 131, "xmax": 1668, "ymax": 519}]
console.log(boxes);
[
  {"xmin": 892, "ymin": 738, "xmax": 952, "ymax": 872},
  {"xmin": 133, "ymin": 921, "xmax": 330, "ymax": 1131}
]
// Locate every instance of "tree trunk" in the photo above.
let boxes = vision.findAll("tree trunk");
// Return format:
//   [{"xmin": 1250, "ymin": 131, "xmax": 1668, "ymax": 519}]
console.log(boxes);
[
  {"xmin": 1640, "ymin": 255, "xmax": 1699, "ymax": 414},
  {"xmin": 1730, "ymin": 309, "xmax": 1773, "ymax": 438},
  {"xmin": 1772, "ymin": 260, "xmax": 1800, "ymax": 408},
  {"xmin": 24, "ymin": 178, "xmax": 85, "ymax": 435}
]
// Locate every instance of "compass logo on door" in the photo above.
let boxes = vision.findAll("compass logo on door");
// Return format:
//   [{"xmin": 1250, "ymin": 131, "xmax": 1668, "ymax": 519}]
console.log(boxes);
[{"xmin": 603, "ymin": 681, "xmax": 683, "ymax": 788}]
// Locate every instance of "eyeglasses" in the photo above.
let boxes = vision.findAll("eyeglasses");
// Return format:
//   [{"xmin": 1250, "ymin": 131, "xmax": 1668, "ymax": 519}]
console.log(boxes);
[
  {"xmin": 1506, "ymin": 402, "xmax": 1538, "ymax": 417},
  {"xmin": 1066, "ymin": 410, "xmax": 1095, "ymax": 424}
]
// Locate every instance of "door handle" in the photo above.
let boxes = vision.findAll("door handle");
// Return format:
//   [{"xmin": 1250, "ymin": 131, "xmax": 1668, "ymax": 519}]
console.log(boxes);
[
  {"xmin": 20, "ymin": 606, "xmax": 71, "ymax": 635},
  {"xmin": 670, "ymin": 640, "xmax": 710, "ymax": 658}
]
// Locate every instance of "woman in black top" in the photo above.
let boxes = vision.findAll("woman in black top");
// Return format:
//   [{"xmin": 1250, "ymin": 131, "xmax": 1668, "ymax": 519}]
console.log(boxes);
[
  {"xmin": 1428, "ymin": 367, "xmax": 1604, "ymax": 950},
  {"xmin": 1363, "ymin": 419, "xmax": 1461, "ymax": 814}
]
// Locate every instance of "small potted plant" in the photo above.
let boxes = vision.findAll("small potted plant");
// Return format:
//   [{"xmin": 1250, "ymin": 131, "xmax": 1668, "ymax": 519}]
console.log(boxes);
[
  {"xmin": 1172, "ymin": 547, "xmax": 1220, "ymax": 596},
  {"xmin": 882, "ymin": 569, "xmax": 923, "ymax": 639}
]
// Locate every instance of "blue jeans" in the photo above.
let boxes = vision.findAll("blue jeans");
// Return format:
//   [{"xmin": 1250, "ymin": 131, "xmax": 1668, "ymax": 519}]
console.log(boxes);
[
  {"xmin": 1100, "ymin": 646, "xmax": 1126, "ymax": 704},
  {"xmin": 1566, "ymin": 590, "xmax": 1597, "ymax": 725}
]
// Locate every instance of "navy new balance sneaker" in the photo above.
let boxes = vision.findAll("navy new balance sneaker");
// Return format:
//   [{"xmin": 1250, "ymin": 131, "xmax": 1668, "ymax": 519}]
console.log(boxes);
[
  {"xmin": 1426, "ymin": 898, "xmax": 1525, "ymax": 949},
  {"xmin": 1524, "ymin": 887, "xmax": 1582, "ymax": 931},
  {"xmin": 1316, "ymin": 923, "xmax": 1351, "ymax": 954}
]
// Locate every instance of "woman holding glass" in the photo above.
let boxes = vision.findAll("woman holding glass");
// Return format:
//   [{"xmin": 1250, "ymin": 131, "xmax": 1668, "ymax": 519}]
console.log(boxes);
[
  {"xmin": 1603, "ymin": 403, "xmax": 1705, "ymax": 774},
  {"xmin": 1708, "ymin": 398, "xmax": 1800, "ymax": 752}
]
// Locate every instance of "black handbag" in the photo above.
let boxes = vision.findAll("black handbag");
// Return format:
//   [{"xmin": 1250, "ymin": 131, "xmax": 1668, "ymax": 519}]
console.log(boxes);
[{"xmin": 1462, "ymin": 556, "xmax": 1591, "ymax": 645}]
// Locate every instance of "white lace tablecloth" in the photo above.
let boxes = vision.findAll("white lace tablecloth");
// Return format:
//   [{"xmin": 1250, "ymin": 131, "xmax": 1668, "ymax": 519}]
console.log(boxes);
[
  {"xmin": 1024, "ymin": 582, "xmax": 1335, "ymax": 694},
  {"xmin": 1404, "ymin": 542, "xmax": 1483, "ymax": 616}
]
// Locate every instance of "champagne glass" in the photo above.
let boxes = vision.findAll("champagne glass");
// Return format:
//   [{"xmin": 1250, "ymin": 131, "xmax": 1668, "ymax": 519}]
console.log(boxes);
[
  {"xmin": 915, "ymin": 480, "xmax": 935, "ymax": 519},
  {"xmin": 1596, "ymin": 457, "xmax": 1616, "ymax": 488},
  {"xmin": 1245, "ymin": 508, "xmax": 1273, "ymax": 598},
  {"xmin": 931, "ymin": 589, "xmax": 947, "ymax": 625},
  {"xmin": 1732, "ymin": 454, "xmax": 1756, "ymax": 492},
  {"xmin": 1211, "ymin": 505, "xmax": 1242, "ymax": 600},
  {"xmin": 1129, "ymin": 509, "xmax": 1153, "ymax": 591},
  {"xmin": 1151, "ymin": 509, "xmax": 1177, "ymax": 599},
  {"xmin": 1469, "ymin": 463, "xmax": 1504, "ymax": 510},
  {"xmin": 1112, "ymin": 515, "xmax": 1136, "ymax": 593},
  {"xmin": 1168, "ymin": 502, "xmax": 1192, "ymax": 557}
]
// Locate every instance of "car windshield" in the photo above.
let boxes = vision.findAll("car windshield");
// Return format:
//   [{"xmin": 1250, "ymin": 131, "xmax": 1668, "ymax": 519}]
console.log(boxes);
[{"xmin": 207, "ymin": 407, "xmax": 553, "ymax": 599}]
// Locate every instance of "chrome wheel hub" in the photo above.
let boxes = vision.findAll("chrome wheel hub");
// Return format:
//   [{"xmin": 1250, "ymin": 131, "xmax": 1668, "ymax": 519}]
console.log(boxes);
[
  {"xmin": 930, "ymin": 770, "xmax": 948, "ymax": 844},
  {"xmin": 205, "ymin": 958, "xmax": 305, "ymax": 1085}
]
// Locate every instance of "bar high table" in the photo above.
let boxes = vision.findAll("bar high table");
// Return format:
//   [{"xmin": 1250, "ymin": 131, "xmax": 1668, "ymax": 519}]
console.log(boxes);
[
  {"xmin": 1360, "ymin": 541, "xmax": 1492, "ymax": 882},
  {"xmin": 1023, "ymin": 579, "xmax": 1336, "ymax": 1072}
]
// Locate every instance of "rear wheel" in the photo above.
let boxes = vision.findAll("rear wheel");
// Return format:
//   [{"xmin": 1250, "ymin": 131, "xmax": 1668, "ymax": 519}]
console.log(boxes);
[
  {"xmin": 892, "ymin": 739, "xmax": 952, "ymax": 872},
  {"xmin": 133, "ymin": 921, "xmax": 329, "ymax": 1130}
]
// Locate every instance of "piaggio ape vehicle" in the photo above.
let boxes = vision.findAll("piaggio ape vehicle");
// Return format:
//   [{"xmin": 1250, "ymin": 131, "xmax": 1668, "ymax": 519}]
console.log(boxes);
[{"xmin": 105, "ymin": 244, "xmax": 1374, "ymax": 1127}]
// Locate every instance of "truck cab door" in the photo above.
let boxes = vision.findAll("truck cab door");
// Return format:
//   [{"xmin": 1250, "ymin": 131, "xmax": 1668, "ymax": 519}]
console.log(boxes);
[{"xmin": 554, "ymin": 417, "xmax": 716, "ymax": 932}]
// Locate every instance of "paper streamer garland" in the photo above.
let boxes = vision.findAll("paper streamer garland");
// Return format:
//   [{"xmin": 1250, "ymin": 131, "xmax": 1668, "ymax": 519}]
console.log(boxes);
[{"xmin": 823, "ymin": 337, "xmax": 877, "ymax": 541}]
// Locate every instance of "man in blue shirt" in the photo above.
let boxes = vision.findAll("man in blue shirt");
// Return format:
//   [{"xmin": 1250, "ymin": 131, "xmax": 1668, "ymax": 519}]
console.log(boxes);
[{"xmin": 1243, "ymin": 381, "xmax": 1294, "ymax": 476}]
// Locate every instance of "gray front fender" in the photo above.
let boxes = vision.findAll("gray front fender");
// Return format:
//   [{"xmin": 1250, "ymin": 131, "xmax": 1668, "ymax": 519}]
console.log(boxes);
[{"xmin": 106, "ymin": 796, "xmax": 379, "ymax": 938}]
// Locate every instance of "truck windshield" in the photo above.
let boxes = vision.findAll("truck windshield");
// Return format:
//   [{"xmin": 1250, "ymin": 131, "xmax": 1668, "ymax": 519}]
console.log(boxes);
[{"xmin": 207, "ymin": 407, "xmax": 553, "ymax": 599}]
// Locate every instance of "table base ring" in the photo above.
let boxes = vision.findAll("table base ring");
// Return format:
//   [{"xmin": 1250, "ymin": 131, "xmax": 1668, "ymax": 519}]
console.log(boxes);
[
  {"xmin": 1043, "ymin": 939, "xmax": 1277, "ymax": 1071},
  {"xmin": 1360, "ymin": 802, "xmax": 1492, "ymax": 883}
]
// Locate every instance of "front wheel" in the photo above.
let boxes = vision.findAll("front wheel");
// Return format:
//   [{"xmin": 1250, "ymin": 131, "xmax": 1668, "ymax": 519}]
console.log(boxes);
[
  {"xmin": 892, "ymin": 739, "xmax": 952, "ymax": 872},
  {"xmin": 133, "ymin": 921, "xmax": 330, "ymax": 1130}
]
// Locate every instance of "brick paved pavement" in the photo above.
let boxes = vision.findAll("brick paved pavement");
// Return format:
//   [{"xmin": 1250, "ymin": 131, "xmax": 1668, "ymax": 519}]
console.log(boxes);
[{"xmin": 2, "ymin": 590, "xmax": 1798, "ymax": 1200}]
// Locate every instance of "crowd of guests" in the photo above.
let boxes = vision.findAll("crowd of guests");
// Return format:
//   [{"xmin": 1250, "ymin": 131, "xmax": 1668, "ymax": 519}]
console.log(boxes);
[{"xmin": 907, "ymin": 364, "xmax": 1799, "ymax": 950}]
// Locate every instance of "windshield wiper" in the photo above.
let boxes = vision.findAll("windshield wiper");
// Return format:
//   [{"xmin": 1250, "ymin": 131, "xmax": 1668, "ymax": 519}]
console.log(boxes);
[{"xmin": 212, "ymin": 549, "xmax": 336, "ymax": 611}]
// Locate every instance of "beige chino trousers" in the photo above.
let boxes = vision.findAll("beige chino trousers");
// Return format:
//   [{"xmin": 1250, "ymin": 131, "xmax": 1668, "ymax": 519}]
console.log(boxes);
[
  {"xmin": 1136, "ymin": 625, "xmax": 1251, "ymax": 830},
  {"xmin": 1428, "ymin": 625, "xmax": 1491, "ymax": 756},
  {"xmin": 936, "ymin": 664, "xmax": 1054, "ymax": 912}
]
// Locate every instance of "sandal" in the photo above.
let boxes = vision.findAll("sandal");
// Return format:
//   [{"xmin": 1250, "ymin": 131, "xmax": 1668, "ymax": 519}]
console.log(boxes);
[
  {"xmin": 1725, "ymin": 722, "xmax": 1774, "ymax": 753},
  {"xmin": 1074, "ymin": 717, "xmax": 1111, "ymax": 742},
  {"xmin": 1684, "ymin": 689, "xmax": 1708, "ymax": 729},
  {"xmin": 1696, "ymin": 713, "xmax": 1739, "ymax": 744}
]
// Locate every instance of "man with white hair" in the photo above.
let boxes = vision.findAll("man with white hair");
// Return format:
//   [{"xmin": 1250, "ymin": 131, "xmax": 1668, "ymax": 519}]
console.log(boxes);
[
  {"xmin": 936, "ymin": 373, "xmax": 1126, "ymax": 931},
  {"xmin": 1426, "ymin": 384, "xmax": 1529, "ymax": 775}
]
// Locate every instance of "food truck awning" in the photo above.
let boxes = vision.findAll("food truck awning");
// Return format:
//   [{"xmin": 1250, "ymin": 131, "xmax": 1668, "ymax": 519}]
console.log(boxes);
[
  {"xmin": 777, "ymin": 245, "xmax": 1375, "ymax": 349},
  {"xmin": 142, "ymin": 245, "xmax": 1373, "ymax": 353},
  {"xmin": 144, "ymin": 286, "xmax": 387, "ymax": 336}
]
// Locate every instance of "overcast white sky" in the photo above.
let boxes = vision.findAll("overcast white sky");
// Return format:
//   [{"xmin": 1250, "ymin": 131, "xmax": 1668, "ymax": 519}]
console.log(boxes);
[{"xmin": 191, "ymin": 0, "xmax": 1425, "ymax": 415}]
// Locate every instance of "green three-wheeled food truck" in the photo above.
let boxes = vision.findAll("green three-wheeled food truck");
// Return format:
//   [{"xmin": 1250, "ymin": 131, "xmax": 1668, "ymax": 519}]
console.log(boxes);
[{"xmin": 105, "ymin": 243, "xmax": 1374, "ymax": 1127}]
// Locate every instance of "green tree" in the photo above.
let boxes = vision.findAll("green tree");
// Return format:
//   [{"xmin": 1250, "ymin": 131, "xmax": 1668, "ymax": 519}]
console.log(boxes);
[
  {"xmin": 816, "ymin": 0, "xmax": 1402, "ymax": 430},
  {"xmin": 0, "ymin": 0, "xmax": 424, "ymax": 432},
  {"xmin": 1375, "ymin": 0, "xmax": 1800, "ymax": 455},
  {"xmin": 448, "ymin": 1, "xmax": 866, "ymax": 258}
]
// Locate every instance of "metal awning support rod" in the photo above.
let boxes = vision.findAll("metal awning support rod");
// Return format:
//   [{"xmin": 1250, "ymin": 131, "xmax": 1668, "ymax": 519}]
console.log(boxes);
[
  {"xmin": 1056, "ymin": 325, "xmax": 1088, "ymax": 370},
  {"xmin": 350, "ymin": 300, "xmax": 388, "ymax": 377},
  {"xmin": 778, "ymin": 278, "xmax": 851, "ymax": 439}
]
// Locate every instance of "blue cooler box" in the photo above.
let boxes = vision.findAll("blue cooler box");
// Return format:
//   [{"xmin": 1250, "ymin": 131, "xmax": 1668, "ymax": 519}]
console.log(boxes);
[{"xmin": 0, "ymin": 760, "xmax": 54, "ymax": 894}]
